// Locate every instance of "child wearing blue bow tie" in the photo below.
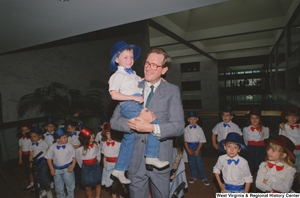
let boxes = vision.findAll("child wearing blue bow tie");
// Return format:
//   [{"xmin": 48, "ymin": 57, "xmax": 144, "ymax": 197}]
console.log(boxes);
[
  {"xmin": 64, "ymin": 119, "xmax": 81, "ymax": 149},
  {"xmin": 45, "ymin": 128, "xmax": 76, "ymax": 198},
  {"xmin": 108, "ymin": 41, "xmax": 168, "ymax": 184},
  {"xmin": 212, "ymin": 106, "xmax": 242, "ymax": 152},
  {"xmin": 184, "ymin": 111, "xmax": 210, "ymax": 186},
  {"xmin": 213, "ymin": 132, "xmax": 252, "ymax": 193},
  {"xmin": 43, "ymin": 117, "xmax": 57, "ymax": 147},
  {"xmin": 29, "ymin": 127, "xmax": 53, "ymax": 198}
]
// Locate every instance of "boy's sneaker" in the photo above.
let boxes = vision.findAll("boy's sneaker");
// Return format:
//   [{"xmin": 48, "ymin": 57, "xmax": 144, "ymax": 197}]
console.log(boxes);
[
  {"xmin": 202, "ymin": 178, "xmax": 210, "ymax": 186},
  {"xmin": 50, "ymin": 182, "xmax": 54, "ymax": 189},
  {"xmin": 189, "ymin": 177, "xmax": 197, "ymax": 184},
  {"xmin": 39, "ymin": 190, "xmax": 46, "ymax": 198}
]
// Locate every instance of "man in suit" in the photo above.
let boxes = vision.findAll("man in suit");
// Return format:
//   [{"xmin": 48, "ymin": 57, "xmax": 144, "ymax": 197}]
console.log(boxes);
[{"xmin": 110, "ymin": 47, "xmax": 185, "ymax": 198}]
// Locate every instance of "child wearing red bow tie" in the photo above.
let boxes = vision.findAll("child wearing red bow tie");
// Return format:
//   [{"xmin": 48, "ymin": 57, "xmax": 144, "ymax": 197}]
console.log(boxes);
[
  {"xmin": 278, "ymin": 106, "xmax": 300, "ymax": 190},
  {"xmin": 17, "ymin": 123, "xmax": 34, "ymax": 190},
  {"xmin": 76, "ymin": 127, "xmax": 102, "ymax": 198},
  {"xmin": 101, "ymin": 122, "xmax": 127, "ymax": 198},
  {"xmin": 256, "ymin": 135, "xmax": 296, "ymax": 193},
  {"xmin": 243, "ymin": 108, "xmax": 269, "ymax": 173},
  {"xmin": 45, "ymin": 128, "xmax": 76, "ymax": 198}
]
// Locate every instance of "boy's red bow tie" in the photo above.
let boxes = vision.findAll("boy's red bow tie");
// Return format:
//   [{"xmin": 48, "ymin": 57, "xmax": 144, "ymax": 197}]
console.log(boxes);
[{"xmin": 106, "ymin": 141, "xmax": 115, "ymax": 146}]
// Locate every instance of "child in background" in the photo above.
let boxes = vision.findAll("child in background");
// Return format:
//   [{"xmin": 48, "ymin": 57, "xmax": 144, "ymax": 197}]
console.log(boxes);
[
  {"xmin": 278, "ymin": 105, "xmax": 300, "ymax": 190},
  {"xmin": 256, "ymin": 135, "xmax": 296, "ymax": 193},
  {"xmin": 243, "ymin": 108, "xmax": 269, "ymax": 173},
  {"xmin": 95, "ymin": 117, "xmax": 109, "ymax": 150},
  {"xmin": 64, "ymin": 119, "xmax": 81, "ymax": 149},
  {"xmin": 45, "ymin": 128, "xmax": 76, "ymax": 198},
  {"xmin": 212, "ymin": 106, "xmax": 242, "ymax": 152},
  {"xmin": 43, "ymin": 117, "xmax": 57, "ymax": 147},
  {"xmin": 213, "ymin": 132, "xmax": 252, "ymax": 193},
  {"xmin": 17, "ymin": 123, "xmax": 34, "ymax": 190},
  {"xmin": 29, "ymin": 127, "xmax": 53, "ymax": 198},
  {"xmin": 101, "ymin": 122, "xmax": 127, "ymax": 198},
  {"xmin": 170, "ymin": 136, "xmax": 188, "ymax": 198},
  {"xmin": 76, "ymin": 127, "xmax": 102, "ymax": 198},
  {"xmin": 184, "ymin": 111, "xmax": 210, "ymax": 186},
  {"xmin": 108, "ymin": 41, "xmax": 168, "ymax": 184}
]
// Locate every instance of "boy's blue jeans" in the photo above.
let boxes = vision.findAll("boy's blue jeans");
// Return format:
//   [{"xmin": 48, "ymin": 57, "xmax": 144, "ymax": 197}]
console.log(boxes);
[
  {"xmin": 35, "ymin": 159, "xmax": 51, "ymax": 191},
  {"xmin": 115, "ymin": 100, "xmax": 160, "ymax": 171},
  {"xmin": 187, "ymin": 142, "xmax": 207, "ymax": 180},
  {"xmin": 53, "ymin": 167, "xmax": 75, "ymax": 198}
]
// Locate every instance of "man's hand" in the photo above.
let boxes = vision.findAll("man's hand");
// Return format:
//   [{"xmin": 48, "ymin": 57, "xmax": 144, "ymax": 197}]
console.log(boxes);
[
  {"xmin": 128, "ymin": 117, "xmax": 154, "ymax": 133},
  {"xmin": 139, "ymin": 108, "xmax": 156, "ymax": 123}
]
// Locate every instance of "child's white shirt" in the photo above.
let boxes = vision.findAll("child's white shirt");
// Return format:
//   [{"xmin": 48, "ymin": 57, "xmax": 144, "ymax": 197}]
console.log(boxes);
[
  {"xmin": 256, "ymin": 161, "xmax": 296, "ymax": 193},
  {"xmin": 44, "ymin": 131, "xmax": 54, "ymax": 147},
  {"xmin": 212, "ymin": 121, "xmax": 242, "ymax": 142},
  {"xmin": 243, "ymin": 125, "xmax": 269, "ymax": 146},
  {"xmin": 19, "ymin": 137, "xmax": 31, "ymax": 151},
  {"xmin": 44, "ymin": 142, "xmax": 75, "ymax": 166},
  {"xmin": 29, "ymin": 139, "xmax": 48, "ymax": 159},
  {"xmin": 108, "ymin": 66, "xmax": 143, "ymax": 95},
  {"xmin": 184, "ymin": 124, "xmax": 206, "ymax": 143},
  {"xmin": 75, "ymin": 143, "xmax": 101, "ymax": 168},
  {"xmin": 213, "ymin": 154, "xmax": 253, "ymax": 186},
  {"xmin": 279, "ymin": 123, "xmax": 300, "ymax": 146}
]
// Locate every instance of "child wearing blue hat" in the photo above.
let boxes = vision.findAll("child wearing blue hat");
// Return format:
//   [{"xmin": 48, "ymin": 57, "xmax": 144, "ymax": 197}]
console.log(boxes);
[
  {"xmin": 29, "ymin": 127, "xmax": 53, "ymax": 198},
  {"xmin": 213, "ymin": 132, "xmax": 252, "ymax": 193},
  {"xmin": 212, "ymin": 106, "xmax": 242, "ymax": 152},
  {"xmin": 43, "ymin": 117, "xmax": 57, "ymax": 147},
  {"xmin": 184, "ymin": 111, "xmax": 210, "ymax": 186},
  {"xmin": 108, "ymin": 41, "xmax": 168, "ymax": 184},
  {"xmin": 45, "ymin": 128, "xmax": 76, "ymax": 198}
]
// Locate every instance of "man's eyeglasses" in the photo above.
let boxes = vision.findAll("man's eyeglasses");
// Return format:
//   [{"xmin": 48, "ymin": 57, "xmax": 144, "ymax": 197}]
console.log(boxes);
[{"xmin": 144, "ymin": 61, "xmax": 163, "ymax": 70}]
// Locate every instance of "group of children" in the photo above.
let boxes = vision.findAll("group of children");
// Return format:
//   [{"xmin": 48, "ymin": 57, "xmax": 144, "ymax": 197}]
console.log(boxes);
[
  {"xmin": 17, "ymin": 38, "xmax": 300, "ymax": 197},
  {"xmin": 183, "ymin": 105, "xmax": 299, "ymax": 194},
  {"xmin": 18, "ymin": 117, "xmax": 125, "ymax": 198}
]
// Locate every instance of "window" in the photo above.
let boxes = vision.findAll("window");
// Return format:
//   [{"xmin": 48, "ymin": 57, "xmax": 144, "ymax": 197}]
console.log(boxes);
[
  {"xmin": 182, "ymin": 99, "xmax": 202, "ymax": 109},
  {"xmin": 181, "ymin": 81, "xmax": 201, "ymax": 91},
  {"xmin": 180, "ymin": 62, "xmax": 200, "ymax": 73}
]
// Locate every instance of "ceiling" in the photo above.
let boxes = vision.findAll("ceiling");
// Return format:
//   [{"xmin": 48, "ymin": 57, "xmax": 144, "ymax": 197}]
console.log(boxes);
[{"xmin": 1, "ymin": 0, "xmax": 299, "ymax": 71}]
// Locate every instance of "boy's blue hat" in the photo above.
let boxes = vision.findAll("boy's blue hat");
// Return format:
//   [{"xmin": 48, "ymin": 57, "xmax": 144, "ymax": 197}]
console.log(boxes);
[
  {"xmin": 53, "ymin": 128, "xmax": 67, "ymax": 142},
  {"xmin": 187, "ymin": 111, "xmax": 198, "ymax": 118},
  {"xmin": 110, "ymin": 41, "xmax": 141, "ymax": 72},
  {"xmin": 219, "ymin": 106, "xmax": 235, "ymax": 116},
  {"xmin": 218, "ymin": 132, "xmax": 247, "ymax": 154},
  {"xmin": 30, "ymin": 127, "xmax": 43, "ymax": 135},
  {"xmin": 43, "ymin": 117, "xmax": 56, "ymax": 127}
]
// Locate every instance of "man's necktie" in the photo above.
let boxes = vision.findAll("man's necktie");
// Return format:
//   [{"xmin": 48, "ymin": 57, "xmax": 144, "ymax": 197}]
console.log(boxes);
[
  {"xmin": 145, "ymin": 85, "xmax": 154, "ymax": 108},
  {"xmin": 189, "ymin": 125, "xmax": 197, "ymax": 129},
  {"xmin": 32, "ymin": 142, "xmax": 39, "ymax": 147},
  {"xmin": 223, "ymin": 123, "xmax": 230, "ymax": 128},
  {"xmin": 46, "ymin": 133, "xmax": 54, "ymax": 136},
  {"xmin": 267, "ymin": 161, "xmax": 284, "ymax": 171},
  {"xmin": 89, "ymin": 143, "xmax": 94, "ymax": 148},
  {"xmin": 56, "ymin": 145, "xmax": 66, "ymax": 150},
  {"xmin": 106, "ymin": 141, "xmax": 115, "ymax": 146},
  {"xmin": 124, "ymin": 68, "xmax": 134, "ymax": 74},
  {"xmin": 69, "ymin": 132, "xmax": 77, "ymax": 137},
  {"xmin": 290, "ymin": 124, "xmax": 300, "ymax": 130},
  {"xmin": 227, "ymin": 159, "xmax": 239, "ymax": 165},
  {"xmin": 250, "ymin": 126, "xmax": 260, "ymax": 132}
]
